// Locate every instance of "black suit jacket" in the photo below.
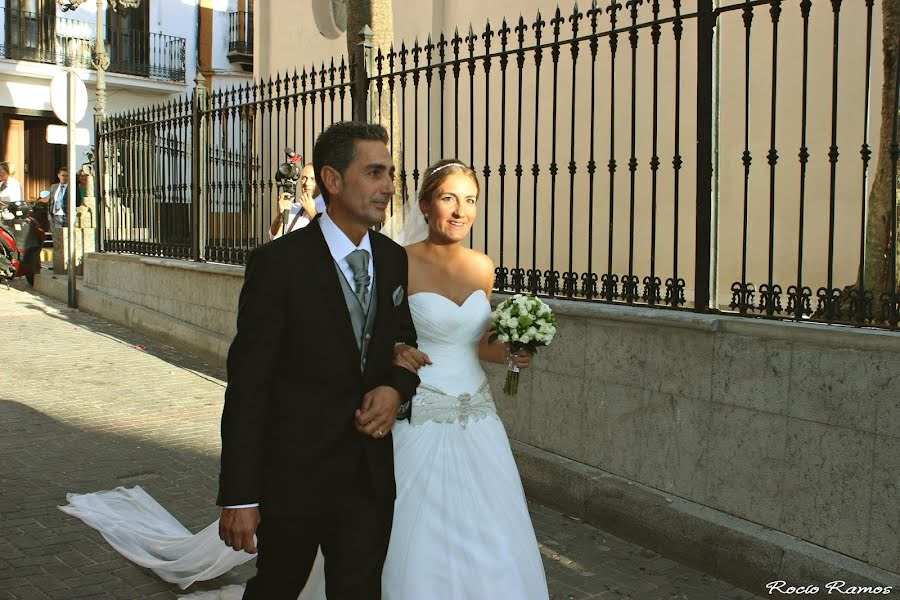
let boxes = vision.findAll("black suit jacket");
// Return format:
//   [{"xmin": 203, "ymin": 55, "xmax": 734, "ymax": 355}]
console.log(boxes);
[{"xmin": 217, "ymin": 217, "xmax": 419, "ymax": 515}]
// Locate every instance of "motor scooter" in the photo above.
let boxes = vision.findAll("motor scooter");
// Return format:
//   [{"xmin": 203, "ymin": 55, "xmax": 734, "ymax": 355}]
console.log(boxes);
[{"xmin": 0, "ymin": 190, "xmax": 48, "ymax": 286}]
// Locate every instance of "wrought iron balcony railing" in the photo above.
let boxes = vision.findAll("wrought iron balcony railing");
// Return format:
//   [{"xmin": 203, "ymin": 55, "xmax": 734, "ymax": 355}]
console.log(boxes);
[
  {"xmin": 0, "ymin": 7, "xmax": 186, "ymax": 82},
  {"xmin": 106, "ymin": 27, "xmax": 186, "ymax": 81},
  {"xmin": 0, "ymin": 7, "xmax": 93, "ymax": 67},
  {"xmin": 227, "ymin": 9, "xmax": 252, "ymax": 68}
]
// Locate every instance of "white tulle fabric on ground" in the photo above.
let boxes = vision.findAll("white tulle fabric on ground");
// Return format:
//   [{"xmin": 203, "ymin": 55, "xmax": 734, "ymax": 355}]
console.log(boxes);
[
  {"xmin": 58, "ymin": 487, "xmax": 326, "ymax": 599},
  {"xmin": 60, "ymin": 290, "xmax": 547, "ymax": 599},
  {"xmin": 58, "ymin": 487, "xmax": 252, "ymax": 588},
  {"xmin": 380, "ymin": 290, "xmax": 549, "ymax": 599}
]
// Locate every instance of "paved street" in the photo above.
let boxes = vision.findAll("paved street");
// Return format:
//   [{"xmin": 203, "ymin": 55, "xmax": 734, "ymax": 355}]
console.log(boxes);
[{"xmin": 0, "ymin": 282, "xmax": 761, "ymax": 599}]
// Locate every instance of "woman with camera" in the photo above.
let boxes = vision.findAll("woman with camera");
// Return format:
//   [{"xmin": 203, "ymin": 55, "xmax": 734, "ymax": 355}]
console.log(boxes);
[{"xmin": 269, "ymin": 163, "xmax": 325, "ymax": 240}]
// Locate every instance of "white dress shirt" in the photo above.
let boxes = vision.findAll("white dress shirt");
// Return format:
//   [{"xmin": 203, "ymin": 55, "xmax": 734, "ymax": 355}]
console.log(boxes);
[
  {"xmin": 226, "ymin": 209, "xmax": 374, "ymax": 510},
  {"xmin": 318, "ymin": 208, "xmax": 374, "ymax": 296},
  {"xmin": 0, "ymin": 176, "xmax": 23, "ymax": 205},
  {"xmin": 269, "ymin": 194, "xmax": 327, "ymax": 240},
  {"xmin": 53, "ymin": 184, "xmax": 68, "ymax": 215}
]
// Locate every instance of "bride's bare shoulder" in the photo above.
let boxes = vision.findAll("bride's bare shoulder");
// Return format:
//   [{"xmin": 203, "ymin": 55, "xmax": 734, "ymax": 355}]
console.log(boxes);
[
  {"xmin": 460, "ymin": 248, "xmax": 494, "ymax": 290},
  {"xmin": 462, "ymin": 247, "xmax": 493, "ymax": 272}
]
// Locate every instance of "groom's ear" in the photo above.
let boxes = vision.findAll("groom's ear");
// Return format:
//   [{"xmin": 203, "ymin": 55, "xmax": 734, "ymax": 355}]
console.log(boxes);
[{"xmin": 320, "ymin": 165, "xmax": 343, "ymax": 199}]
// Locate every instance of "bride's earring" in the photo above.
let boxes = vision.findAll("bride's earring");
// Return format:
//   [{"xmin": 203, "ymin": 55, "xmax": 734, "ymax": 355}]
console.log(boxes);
[{"xmin": 423, "ymin": 212, "xmax": 430, "ymax": 224}]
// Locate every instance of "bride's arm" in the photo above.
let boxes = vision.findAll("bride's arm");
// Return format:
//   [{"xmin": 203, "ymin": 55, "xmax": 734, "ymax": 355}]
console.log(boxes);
[
  {"xmin": 477, "ymin": 330, "xmax": 509, "ymax": 364},
  {"xmin": 477, "ymin": 331, "xmax": 532, "ymax": 368},
  {"xmin": 478, "ymin": 254, "xmax": 506, "ymax": 364}
]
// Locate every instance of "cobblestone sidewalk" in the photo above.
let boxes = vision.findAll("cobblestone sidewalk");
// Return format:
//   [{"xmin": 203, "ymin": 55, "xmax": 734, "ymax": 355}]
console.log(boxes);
[{"xmin": 0, "ymin": 282, "xmax": 761, "ymax": 599}]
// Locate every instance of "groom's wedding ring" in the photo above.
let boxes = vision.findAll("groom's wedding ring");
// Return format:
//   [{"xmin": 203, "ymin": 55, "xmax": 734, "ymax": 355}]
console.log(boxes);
[{"xmin": 376, "ymin": 428, "xmax": 384, "ymax": 438}]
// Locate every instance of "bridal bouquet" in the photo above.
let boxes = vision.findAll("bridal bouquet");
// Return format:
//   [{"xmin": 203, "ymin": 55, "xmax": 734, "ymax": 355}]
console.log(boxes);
[{"xmin": 489, "ymin": 294, "xmax": 557, "ymax": 395}]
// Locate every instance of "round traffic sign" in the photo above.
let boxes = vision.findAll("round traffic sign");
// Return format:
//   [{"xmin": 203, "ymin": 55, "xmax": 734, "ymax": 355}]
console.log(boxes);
[{"xmin": 49, "ymin": 72, "xmax": 88, "ymax": 124}]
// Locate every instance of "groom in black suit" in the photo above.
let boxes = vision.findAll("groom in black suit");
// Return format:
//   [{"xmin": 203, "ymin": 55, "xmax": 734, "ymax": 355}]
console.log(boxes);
[{"xmin": 217, "ymin": 121, "xmax": 420, "ymax": 600}]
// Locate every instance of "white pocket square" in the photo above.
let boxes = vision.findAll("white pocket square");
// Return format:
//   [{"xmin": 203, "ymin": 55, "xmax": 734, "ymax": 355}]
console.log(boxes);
[{"xmin": 392, "ymin": 285, "xmax": 405, "ymax": 307}]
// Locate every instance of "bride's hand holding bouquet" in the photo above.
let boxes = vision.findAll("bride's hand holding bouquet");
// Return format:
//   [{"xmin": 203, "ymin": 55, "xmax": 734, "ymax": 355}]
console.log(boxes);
[{"xmin": 489, "ymin": 294, "xmax": 557, "ymax": 395}]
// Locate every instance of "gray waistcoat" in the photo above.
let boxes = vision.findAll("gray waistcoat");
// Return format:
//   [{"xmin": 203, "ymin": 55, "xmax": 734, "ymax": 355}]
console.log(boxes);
[{"xmin": 334, "ymin": 261, "xmax": 378, "ymax": 372}]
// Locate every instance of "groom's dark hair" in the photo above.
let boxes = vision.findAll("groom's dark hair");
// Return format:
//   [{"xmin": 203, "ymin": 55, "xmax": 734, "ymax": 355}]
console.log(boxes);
[{"xmin": 313, "ymin": 121, "xmax": 390, "ymax": 205}]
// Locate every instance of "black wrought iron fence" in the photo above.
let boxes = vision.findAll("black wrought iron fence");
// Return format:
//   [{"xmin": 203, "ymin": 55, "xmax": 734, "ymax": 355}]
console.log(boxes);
[
  {"xmin": 99, "ymin": 98, "xmax": 194, "ymax": 259},
  {"xmin": 200, "ymin": 60, "xmax": 356, "ymax": 264},
  {"xmin": 98, "ymin": 56, "xmax": 357, "ymax": 264},
  {"xmin": 96, "ymin": 0, "xmax": 900, "ymax": 330}
]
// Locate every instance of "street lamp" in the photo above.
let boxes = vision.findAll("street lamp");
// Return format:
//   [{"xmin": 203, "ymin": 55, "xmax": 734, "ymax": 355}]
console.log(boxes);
[{"xmin": 56, "ymin": 0, "xmax": 142, "ymax": 119}]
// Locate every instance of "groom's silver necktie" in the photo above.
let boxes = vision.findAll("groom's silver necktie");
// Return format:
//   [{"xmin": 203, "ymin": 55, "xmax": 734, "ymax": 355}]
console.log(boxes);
[{"xmin": 345, "ymin": 248, "xmax": 371, "ymax": 307}]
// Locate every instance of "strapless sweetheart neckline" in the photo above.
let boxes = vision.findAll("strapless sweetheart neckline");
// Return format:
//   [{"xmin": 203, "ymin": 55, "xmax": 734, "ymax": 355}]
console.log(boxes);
[{"xmin": 408, "ymin": 288, "xmax": 486, "ymax": 308}]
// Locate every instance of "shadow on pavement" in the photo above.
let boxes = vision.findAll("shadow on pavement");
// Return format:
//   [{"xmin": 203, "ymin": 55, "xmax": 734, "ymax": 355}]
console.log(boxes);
[
  {"xmin": 0, "ymin": 398, "xmax": 250, "ymax": 599},
  {"xmin": 7, "ymin": 280, "xmax": 226, "ymax": 383}
]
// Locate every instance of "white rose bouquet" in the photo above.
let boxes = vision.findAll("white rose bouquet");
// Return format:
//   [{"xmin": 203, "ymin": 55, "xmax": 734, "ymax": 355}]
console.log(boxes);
[{"xmin": 489, "ymin": 293, "xmax": 557, "ymax": 395}]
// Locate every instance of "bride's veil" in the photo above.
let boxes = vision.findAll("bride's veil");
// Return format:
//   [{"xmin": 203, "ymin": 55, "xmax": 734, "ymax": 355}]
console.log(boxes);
[{"xmin": 382, "ymin": 198, "xmax": 428, "ymax": 246}]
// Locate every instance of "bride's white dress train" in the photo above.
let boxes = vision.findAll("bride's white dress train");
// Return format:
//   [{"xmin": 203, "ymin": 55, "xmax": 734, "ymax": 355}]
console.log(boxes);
[
  {"xmin": 58, "ymin": 487, "xmax": 325, "ymax": 600},
  {"xmin": 60, "ymin": 289, "xmax": 548, "ymax": 600}
]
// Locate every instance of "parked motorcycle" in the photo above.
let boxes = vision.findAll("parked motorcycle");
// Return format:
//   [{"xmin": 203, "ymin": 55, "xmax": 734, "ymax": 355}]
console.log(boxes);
[{"xmin": 0, "ymin": 190, "xmax": 48, "ymax": 286}]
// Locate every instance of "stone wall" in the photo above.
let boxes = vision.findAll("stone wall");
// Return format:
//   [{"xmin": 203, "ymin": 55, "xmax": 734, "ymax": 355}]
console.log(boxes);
[
  {"xmin": 481, "ymin": 301, "xmax": 900, "ymax": 577},
  {"xmin": 79, "ymin": 253, "xmax": 244, "ymax": 358}
]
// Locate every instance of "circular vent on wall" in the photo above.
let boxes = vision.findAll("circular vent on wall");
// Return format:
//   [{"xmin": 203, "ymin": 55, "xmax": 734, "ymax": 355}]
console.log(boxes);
[{"xmin": 312, "ymin": 0, "xmax": 348, "ymax": 40}]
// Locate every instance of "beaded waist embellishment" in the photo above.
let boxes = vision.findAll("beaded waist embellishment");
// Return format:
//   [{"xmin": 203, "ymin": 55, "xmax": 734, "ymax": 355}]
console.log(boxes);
[{"xmin": 410, "ymin": 381, "xmax": 497, "ymax": 428}]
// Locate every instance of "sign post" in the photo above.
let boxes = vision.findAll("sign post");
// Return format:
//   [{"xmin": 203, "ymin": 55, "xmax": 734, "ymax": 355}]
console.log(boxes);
[{"xmin": 49, "ymin": 71, "xmax": 87, "ymax": 308}]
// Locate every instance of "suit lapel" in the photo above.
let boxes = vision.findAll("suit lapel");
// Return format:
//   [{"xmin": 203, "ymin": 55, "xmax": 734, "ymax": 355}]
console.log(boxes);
[
  {"xmin": 366, "ymin": 233, "xmax": 393, "ymax": 377},
  {"xmin": 305, "ymin": 218, "xmax": 362, "ymax": 370}
]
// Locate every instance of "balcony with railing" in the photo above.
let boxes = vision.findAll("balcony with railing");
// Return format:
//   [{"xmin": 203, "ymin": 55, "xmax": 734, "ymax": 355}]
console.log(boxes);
[
  {"xmin": 105, "ymin": 26, "xmax": 185, "ymax": 81},
  {"xmin": 0, "ymin": 7, "xmax": 186, "ymax": 82},
  {"xmin": 227, "ymin": 9, "xmax": 251, "ymax": 71}
]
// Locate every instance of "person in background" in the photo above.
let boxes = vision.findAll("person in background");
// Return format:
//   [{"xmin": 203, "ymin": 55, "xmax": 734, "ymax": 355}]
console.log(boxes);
[
  {"xmin": 269, "ymin": 163, "xmax": 326, "ymax": 240},
  {"xmin": 49, "ymin": 166, "xmax": 70, "ymax": 228},
  {"xmin": 0, "ymin": 161, "xmax": 23, "ymax": 207},
  {"xmin": 75, "ymin": 170, "xmax": 88, "ymax": 207}
]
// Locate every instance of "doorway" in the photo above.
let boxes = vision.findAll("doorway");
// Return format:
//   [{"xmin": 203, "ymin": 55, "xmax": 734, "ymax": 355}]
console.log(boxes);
[{"xmin": 1, "ymin": 112, "xmax": 66, "ymax": 202}]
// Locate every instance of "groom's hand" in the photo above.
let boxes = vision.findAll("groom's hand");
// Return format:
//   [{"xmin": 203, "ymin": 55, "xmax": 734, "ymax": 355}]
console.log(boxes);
[
  {"xmin": 219, "ymin": 507, "xmax": 260, "ymax": 553},
  {"xmin": 355, "ymin": 385, "xmax": 402, "ymax": 438}
]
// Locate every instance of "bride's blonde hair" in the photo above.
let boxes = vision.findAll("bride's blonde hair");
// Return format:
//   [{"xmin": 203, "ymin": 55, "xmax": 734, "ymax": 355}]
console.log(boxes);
[{"xmin": 418, "ymin": 159, "xmax": 480, "ymax": 205}]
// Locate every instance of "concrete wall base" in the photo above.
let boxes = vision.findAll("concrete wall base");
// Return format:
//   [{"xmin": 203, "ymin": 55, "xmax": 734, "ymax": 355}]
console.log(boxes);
[
  {"xmin": 34, "ymin": 272, "xmax": 230, "ymax": 363},
  {"xmin": 513, "ymin": 440, "xmax": 900, "ymax": 598}
]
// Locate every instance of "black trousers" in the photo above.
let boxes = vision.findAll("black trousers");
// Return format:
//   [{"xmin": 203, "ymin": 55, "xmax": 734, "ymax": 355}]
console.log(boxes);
[{"xmin": 242, "ymin": 468, "xmax": 394, "ymax": 600}]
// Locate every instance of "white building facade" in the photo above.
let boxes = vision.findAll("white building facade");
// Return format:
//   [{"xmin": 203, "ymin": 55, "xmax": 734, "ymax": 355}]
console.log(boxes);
[{"xmin": 0, "ymin": 0, "xmax": 252, "ymax": 200}]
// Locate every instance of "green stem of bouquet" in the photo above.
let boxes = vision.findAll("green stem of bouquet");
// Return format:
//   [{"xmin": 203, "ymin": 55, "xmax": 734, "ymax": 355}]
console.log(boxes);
[{"xmin": 504, "ymin": 369, "xmax": 519, "ymax": 395}]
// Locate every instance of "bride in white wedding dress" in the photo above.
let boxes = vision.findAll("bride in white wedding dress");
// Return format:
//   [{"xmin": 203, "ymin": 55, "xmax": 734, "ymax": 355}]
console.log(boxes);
[{"xmin": 60, "ymin": 159, "xmax": 549, "ymax": 600}]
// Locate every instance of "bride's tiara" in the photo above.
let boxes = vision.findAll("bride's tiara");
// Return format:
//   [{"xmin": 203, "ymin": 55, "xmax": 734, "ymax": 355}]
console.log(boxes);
[{"xmin": 427, "ymin": 161, "xmax": 468, "ymax": 177}]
